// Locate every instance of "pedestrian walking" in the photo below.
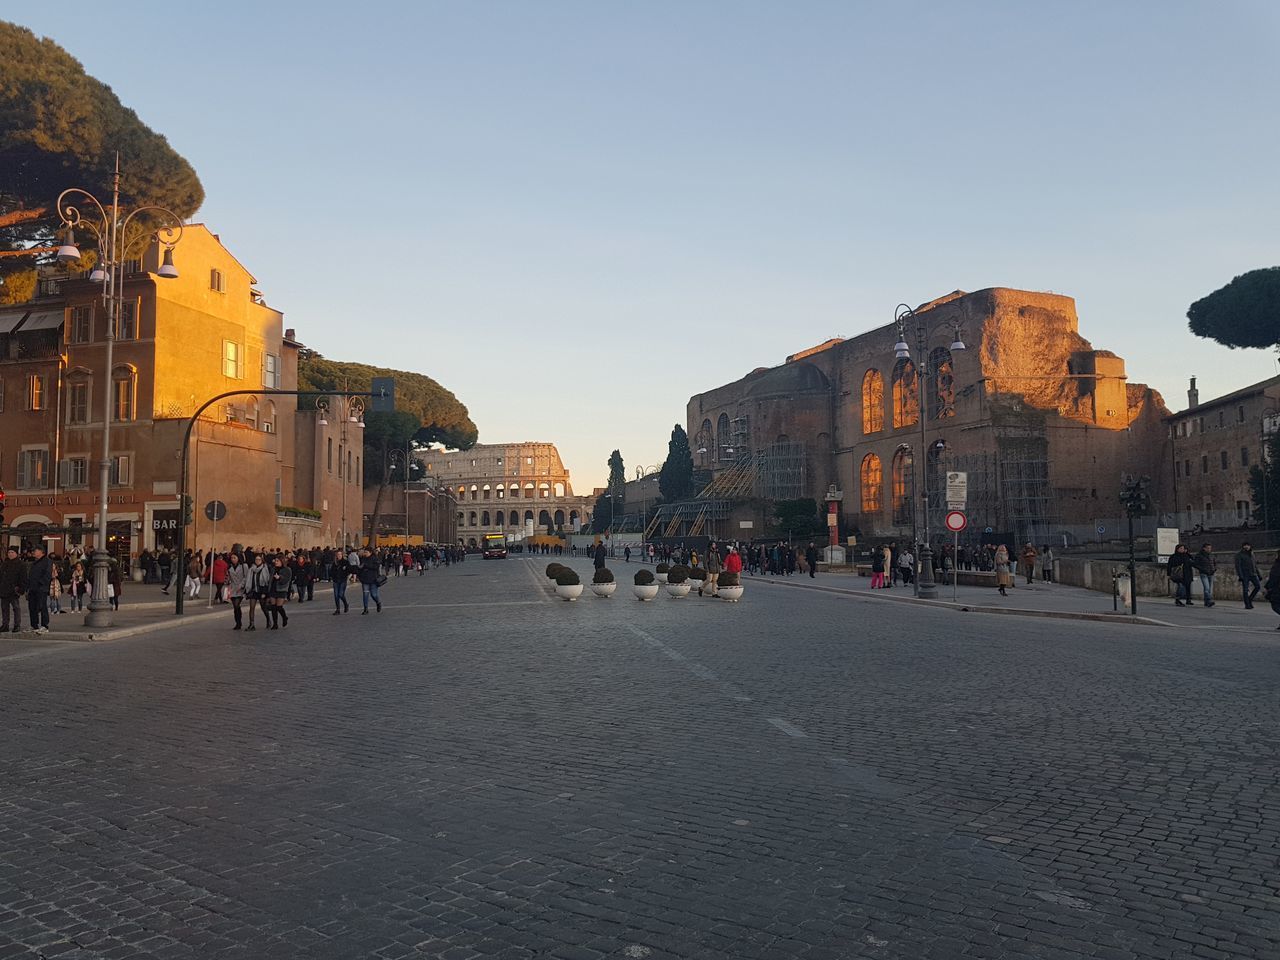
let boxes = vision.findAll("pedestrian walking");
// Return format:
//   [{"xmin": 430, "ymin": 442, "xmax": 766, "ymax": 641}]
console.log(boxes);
[
  {"xmin": 1264, "ymin": 555, "xmax": 1280, "ymax": 629},
  {"xmin": 25, "ymin": 547, "xmax": 53, "ymax": 633},
  {"xmin": 703, "ymin": 543, "xmax": 722, "ymax": 596},
  {"xmin": 358, "ymin": 548, "xmax": 383, "ymax": 614},
  {"xmin": 1020, "ymin": 543, "xmax": 1037, "ymax": 585},
  {"xmin": 994, "ymin": 543, "xmax": 1011, "ymax": 597},
  {"xmin": 267, "ymin": 555, "xmax": 292, "ymax": 629},
  {"xmin": 226, "ymin": 552, "xmax": 248, "ymax": 630},
  {"xmin": 1235, "ymin": 542, "xmax": 1261, "ymax": 609},
  {"xmin": 0, "ymin": 547, "xmax": 26, "ymax": 632},
  {"xmin": 1167, "ymin": 544, "xmax": 1194, "ymax": 606},
  {"xmin": 1041, "ymin": 545, "xmax": 1055, "ymax": 583},
  {"xmin": 246, "ymin": 554, "xmax": 272, "ymax": 631},
  {"xmin": 1193, "ymin": 544, "xmax": 1217, "ymax": 607},
  {"xmin": 332, "ymin": 548, "xmax": 351, "ymax": 614},
  {"xmin": 870, "ymin": 545, "xmax": 885, "ymax": 589},
  {"xmin": 805, "ymin": 542, "xmax": 819, "ymax": 579}
]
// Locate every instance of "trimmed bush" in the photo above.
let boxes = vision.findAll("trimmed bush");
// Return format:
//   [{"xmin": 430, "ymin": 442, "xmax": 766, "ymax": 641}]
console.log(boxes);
[
  {"xmin": 634, "ymin": 569, "xmax": 655, "ymax": 586},
  {"xmin": 655, "ymin": 563, "xmax": 670, "ymax": 574},
  {"xmin": 719, "ymin": 572, "xmax": 741, "ymax": 587},
  {"xmin": 555, "ymin": 568, "xmax": 581, "ymax": 586},
  {"xmin": 667, "ymin": 564, "xmax": 690, "ymax": 584},
  {"xmin": 545, "ymin": 562, "xmax": 566, "ymax": 579},
  {"xmin": 592, "ymin": 567, "xmax": 615, "ymax": 584},
  {"xmin": 688, "ymin": 567, "xmax": 707, "ymax": 581}
]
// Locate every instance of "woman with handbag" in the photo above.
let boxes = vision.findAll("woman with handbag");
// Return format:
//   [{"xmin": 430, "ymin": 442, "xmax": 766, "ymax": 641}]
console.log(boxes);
[
  {"xmin": 245, "ymin": 554, "xmax": 272, "ymax": 631},
  {"xmin": 225, "ymin": 552, "xmax": 248, "ymax": 630},
  {"xmin": 994, "ymin": 543, "xmax": 1012, "ymax": 597},
  {"xmin": 267, "ymin": 555, "xmax": 292, "ymax": 629}
]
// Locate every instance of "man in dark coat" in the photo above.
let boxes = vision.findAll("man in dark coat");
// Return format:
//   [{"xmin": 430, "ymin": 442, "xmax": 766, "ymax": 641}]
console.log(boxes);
[
  {"xmin": 0, "ymin": 547, "xmax": 27, "ymax": 632},
  {"xmin": 593, "ymin": 541, "xmax": 606, "ymax": 570},
  {"xmin": 1235, "ymin": 542, "xmax": 1261, "ymax": 609},
  {"xmin": 1192, "ymin": 544, "xmax": 1217, "ymax": 607},
  {"xmin": 805, "ymin": 542, "xmax": 819, "ymax": 579},
  {"xmin": 26, "ymin": 546, "xmax": 52, "ymax": 633}
]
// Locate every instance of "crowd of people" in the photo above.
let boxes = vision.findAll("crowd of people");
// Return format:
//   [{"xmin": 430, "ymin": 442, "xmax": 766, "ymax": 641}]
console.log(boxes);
[
  {"xmin": 1165, "ymin": 541, "xmax": 1280, "ymax": 625},
  {"xmin": 0, "ymin": 544, "xmax": 123, "ymax": 635}
]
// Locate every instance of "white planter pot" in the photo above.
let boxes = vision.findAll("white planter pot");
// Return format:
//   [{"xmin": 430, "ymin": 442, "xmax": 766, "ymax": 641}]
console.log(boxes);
[
  {"xmin": 555, "ymin": 583, "xmax": 584, "ymax": 601},
  {"xmin": 656, "ymin": 573, "xmax": 669, "ymax": 584},
  {"xmin": 666, "ymin": 582, "xmax": 691, "ymax": 598},
  {"xmin": 718, "ymin": 585, "xmax": 744, "ymax": 602},
  {"xmin": 591, "ymin": 582, "xmax": 617, "ymax": 598},
  {"xmin": 633, "ymin": 584, "xmax": 660, "ymax": 601}
]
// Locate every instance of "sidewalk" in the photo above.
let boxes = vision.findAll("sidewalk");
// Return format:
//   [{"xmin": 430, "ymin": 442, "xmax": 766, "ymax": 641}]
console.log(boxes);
[
  {"xmin": 11, "ymin": 581, "xmax": 335, "ymax": 642},
  {"xmin": 744, "ymin": 568, "xmax": 1280, "ymax": 634}
]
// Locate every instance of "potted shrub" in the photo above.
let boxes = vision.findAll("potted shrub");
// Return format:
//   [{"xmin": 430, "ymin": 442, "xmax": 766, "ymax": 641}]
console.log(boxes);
[
  {"xmin": 666, "ymin": 564, "xmax": 691, "ymax": 598},
  {"xmin": 633, "ymin": 568, "xmax": 659, "ymax": 601},
  {"xmin": 688, "ymin": 566, "xmax": 709, "ymax": 596},
  {"xmin": 717, "ymin": 571, "xmax": 744, "ymax": 602},
  {"xmin": 655, "ymin": 562, "xmax": 670, "ymax": 584},
  {"xmin": 591, "ymin": 566, "xmax": 617, "ymax": 598},
  {"xmin": 554, "ymin": 567, "xmax": 583, "ymax": 601},
  {"xmin": 546, "ymin": 562, "xmax": 566, "ymax": 580}
]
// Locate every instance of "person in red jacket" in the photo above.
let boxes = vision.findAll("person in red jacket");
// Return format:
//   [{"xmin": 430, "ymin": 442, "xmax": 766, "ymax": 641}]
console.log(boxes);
[
  {"xmin": 724, "ymin": 546, "xmax": 743, "ymax": 575},
  {"xmin": 211, "ymin": 553, "xmax": 229, "ymax": 604}
]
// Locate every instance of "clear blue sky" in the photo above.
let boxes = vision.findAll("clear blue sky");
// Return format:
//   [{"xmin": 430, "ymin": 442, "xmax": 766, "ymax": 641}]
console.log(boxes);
[{"xmin": 17, "ymin": 1, "xmax": 1280, "ymax": 489}]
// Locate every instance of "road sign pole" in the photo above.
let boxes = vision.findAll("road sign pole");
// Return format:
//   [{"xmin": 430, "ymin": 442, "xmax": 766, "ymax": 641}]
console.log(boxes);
[{"xmin": 954, "ymin": 529, "xmax": 959, "ymax": 603}]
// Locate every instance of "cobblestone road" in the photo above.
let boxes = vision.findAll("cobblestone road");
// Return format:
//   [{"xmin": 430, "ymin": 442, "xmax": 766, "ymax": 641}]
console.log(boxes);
[{"xmin": 1, "ymin": 557, "xmax": 1277, "ymax": 959}]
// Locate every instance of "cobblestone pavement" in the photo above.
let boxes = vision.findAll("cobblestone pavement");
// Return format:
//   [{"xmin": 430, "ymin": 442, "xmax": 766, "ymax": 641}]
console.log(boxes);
[{"xmin": 1, "ymin": 556, "xmax": 1277, "ymax": 959}]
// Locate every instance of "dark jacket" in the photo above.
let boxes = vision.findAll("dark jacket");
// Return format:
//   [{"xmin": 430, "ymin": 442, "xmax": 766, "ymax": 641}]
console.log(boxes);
[
  {"xmin": 1235, "ymin": 549, "xmax": 1259, "ymax": 580},
  {"xmin": 1265, "ymin": 561, "xmax": 1280, "ymax": 600},
  {"xmin": 26, "ymin": 556, "xmax": 53, "ymax": 594},
  {"xmin": 1166, "ymin": 551, "xmax": 1193, "ymax": 583},
  {"xmin": 0, "ymin": 558, "xmax": 28, "ymax": 599},
  {"xmin": 1191, "ymin": 549, "xmax": 1217, "ymax": 576},
  {"xmin": 270, "ymin": 565, "xmax": 293, "ymax": 595},
  {"xmin": 593, "ymin": 543, "xmax": 606, "ymax": 569},
  {"xmin": 358, "ymin": 555, "xmax": 381, "ymax": 584}
]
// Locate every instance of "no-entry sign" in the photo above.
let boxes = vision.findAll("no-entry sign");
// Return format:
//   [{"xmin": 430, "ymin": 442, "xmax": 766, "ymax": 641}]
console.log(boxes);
[{"xmin": 944, "ymin": 510, "xmax": 967, "ymax": 533}]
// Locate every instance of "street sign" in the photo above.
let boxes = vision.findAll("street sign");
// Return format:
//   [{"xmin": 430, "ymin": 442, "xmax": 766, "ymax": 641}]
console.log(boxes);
[
  {"xmin": 204, "ymin": 500, "xmax": 227, "ymax": 522},
  {"xmin": 944, "ymin": 510, "xmax": 967, "ymax": 533},
  {"xmin": 1155, "ymin": 526, "xmax": 1179, "ymax": 563},
  {"xmin": 370, "ymin": 377, "xmax": 395, "ymax": 412},
  {"xmin": 1096, "ymin": 523, "xmax": 1106, "ymax": 534},
  {"xmin": 984, "ymin": 526, "xmax": 992, "ymax": 534},
  {"xmin": 945, "ymin": 471, "xmax": 968, "ymax": 505}
]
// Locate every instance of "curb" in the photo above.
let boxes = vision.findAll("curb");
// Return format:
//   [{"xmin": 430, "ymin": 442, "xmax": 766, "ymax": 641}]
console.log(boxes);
[{"xmin": 41, "ymin": 609, "xmax": 226, "ymax": 643}]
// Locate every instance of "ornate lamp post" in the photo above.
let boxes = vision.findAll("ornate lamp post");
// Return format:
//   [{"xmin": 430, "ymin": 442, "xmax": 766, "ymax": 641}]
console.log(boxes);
[
  {"xmin": 56, "ymin": 160, "xmax": 184, "ymax": 627},
  {"xmin": 315, "ymin": 394, "xmax": 366, "ymax": 546},
  {"xmin": 892, "ymin": 303, "xmax": 966, "ymax": 600}
]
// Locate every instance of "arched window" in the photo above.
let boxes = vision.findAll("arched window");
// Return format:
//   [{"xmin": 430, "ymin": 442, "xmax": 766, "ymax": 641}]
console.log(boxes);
[
  {"xmin": 111, "ymin": 367, "xmax": 137, "ymax": 422},
  {"xmin": 538, "ymin": 509, "xmax": 552, "ymax": 528},
  {"xmin": 66, "ymin": 371, "xmax": 91, "ymax": 424},
  {"xmin": 481, "ymin": 511, "xmax": 490, "ymax": 526},
  {"xmin": 457, "ymin": 511, "xmax": 464, "ymax": 525},
  {"xmin": 862, "ymin": 369, "xmax": 884, "ymax": 434},
  {"xmin": 554, "ymin": 509, "xmax": 565, "ymax": 526},
  {"xmin": 717, "ymin": 413, "xmax": 730, "ymax": 461},
  {"xmin": 523, "ymin": 482, "xmax": 535, "ymax": 498},
  {"xmin": 860, "ymin": 453, "xmax": 882, "ymax": 514},
  {"xmin": 523, "ymin": 510, "xmax": 535, "ymax": 525},
  {"xmin": 538, "ymin": 482, "xmax": 550, "ymax": 498},
  {"xmin": 509, "ymin": 484, "xmax": 520, "ymax": 499},
  {"xmin": 470, "ymin": 484, "xmax": 478, "ymax": 501},
  {"xmin": 482, "ymin": 484, "xmax": 491, "ymax": 499},
  {"xmin": 892, "ymin": 359, "xmax": 919, "ymax": 429},
  {"xmin": 457, "ymin": 486, "xmax": 466, "ymax": 500},
  {"xmin": 929, "ymin": 347, "xmax": 955, "ymax": 420},
  {"xmin": 494, "ymin": 513, "xmax": 504, "ymax": 527},
  {"xmin": 469, "ymin": 511, "xmax": 477, "ymax": 526},
  {"xmin": 496, "ymin": 485, "xmax": 505, "ymax": 499},
  {"xmin": 509, "ymin": 510, "xmax": 519, "ymax": 526},
  {"xmin": 569, "ymin": 510, "xmax": 579, "ymax": 527},
  {"xmin": 261, "ymin": 399, "xmax": 277, "ymax": 434},
  {"xmin": 891, "ymin": 446, "xmax": 913, "ymax": 526},
  {"xmin": 553, "ymin": 482, "xmax": 565, "ymax": 497}
]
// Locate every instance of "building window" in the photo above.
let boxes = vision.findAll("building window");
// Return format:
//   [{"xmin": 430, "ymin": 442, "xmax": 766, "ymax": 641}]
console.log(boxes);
[
  {"xmin": 1237, "ymin": 499, "xmax": 1251, "ymax": 519},
  {"xmin": 1218, "ymin": 410, "xmax": 1225, "ymax": 428},
  {"xmin": 860, "ymin": 453, "xmax": 883, "ymax": 513},
  {"xmin": 1201, "ymin": 455, "xmax": 1209, "ymax": 474},
  {"xmin": 891, "ymin": 446, "xmax": 913, "ymax": 526},
  {"xmin": 527, "ymin": 457, "xmax": 533, "ymax": 465},
  {"xmin": 496, "ymin": 485, "xmax": 504, "ymax": 499},
  {"xmin": 112, "ymin": 369, "xmax": 136, "ymax": 421},
  {"xmin": 211, "ymin": 268, "xmax": 226, "ymax": 293},
  {"xmin": 0, "ymin": 377, "xmax": 4, "ymax": 412},
  {"xmin": 1220, "ymin": 450, "xmax": 1229, "ymax": 471},
  {"xmin": 17, "ymin": 449, "xmax": 50, "ymax": 489},
  {"xmin": 115, "ymin": 300, "xmax": 138, "ymax": 340},
  {"xmin": 481, "ymin": 511, "xmax": 490, "ymax": 526},
  {"xmin": 347, "ymin": 451, "xmax": 353, "ymax": 482},
  {"xmin": 1177, "ymin": 422, "xmax": 1185, "ymax": 437},
  {"xmin": 891, "ymin": 359, "xmax": 919, "ymax": 429},
  {"xmin": 1184, "ymin": 459, "xmax": 1190, "ymax": 477},
  {"xmin": 355, "ymin": 455, "xmax": 360, "ymax": 479},
  {"xmin": 25, "ymin": 374, "xmax": 48, "ymax": 411},
  {"xmin": 1197, "ymin": 416, "xmax": 1205, "ymax": 433},
  {"xmin": 327, "ymin": 438, "xmax": 333, "ymax": 473},
  {"xmin": 1175, "ymin": 460, "xmax": 1181, "ymax": 479},
  {"xmin": 482, "ymin": 484, "xmax": 491, "ymax": 499},
  {"xmin": 262, "ymin": 353, "xmax": 281, "ymax": 389},
  {"xmin": 469, "ymin": 511, "xmax": 477, "ymax": 526},
  {"xmin": 222, "ymin": 340, "xmax": 242, "ymax": 378},
  {"xmin": 109, "ymin": 454, "xmax": 131, "ymax": 486},
  {"xmin": 1242, "ymin": 447, "xmax": 1250, "ymax": 467},
  {"xmin": 68, "ymin": 304, "xmax": 93, "ymax": 343},
  {"xmin": 470, "ymin": 484, "xmax": 478, "ymax": 500},
  {"xmin": 928, "ymin": 347, "xmax": 956, "ymax": 420},
  {"xmin": 68, "ymin": 378, "xmax": 89, "ymax": 424},
  {"xmin": 1238, "ymin": 405, "xmax": 1246, "ymax": 423},
  {"xmin": 862, "ymin": 369, "xmax": 884, "ymax": 434},
  {"xmin": 261, "ymin": 400, "xmax": 276, "ymax": 434},
  {"xmin": 717, "ymin": 413, "xmax": 730, "ymax": 460},
  {"xmin": 60, "ymin": 457, "xmax": 88, "ymax": 489}
]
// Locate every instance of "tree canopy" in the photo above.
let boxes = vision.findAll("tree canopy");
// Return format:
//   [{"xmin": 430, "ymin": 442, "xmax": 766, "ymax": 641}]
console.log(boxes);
[
  {"xmin": 591, "ymin": 449, "xmax": 627, "ymax": 533},
  {"xmin": 1248, "ymin": 431, "xmax": 1280, "ymax": 526},
  {"xmin": 299, "ymin": 354, "xmax": 478, "ymax": 451},
  {"xmin": 1187, "ymin": 267, "xmax": 1280, "ymax": 349},
  {"xmin": 0, "ymin": 21, "xmax": 204, "ymax": 303},
  {"xmin": 659, "ymin": 425, "xmax": 694, "ymax": 502}
]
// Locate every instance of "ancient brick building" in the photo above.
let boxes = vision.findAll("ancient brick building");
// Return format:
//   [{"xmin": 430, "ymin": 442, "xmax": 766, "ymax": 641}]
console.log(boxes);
[{"xmin": 686, "ymin": 288, "xmax": 1170, "ymax": 546}]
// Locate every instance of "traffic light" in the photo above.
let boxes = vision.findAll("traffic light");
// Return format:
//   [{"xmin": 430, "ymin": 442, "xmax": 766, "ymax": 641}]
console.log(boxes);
[
  {"xmin": 1119, "ymin": 475, "xmax": 1151, "ymax": 518},
  {"xmin": 180, "ymin": 494, "xmax": 194, "ymax": 526}
]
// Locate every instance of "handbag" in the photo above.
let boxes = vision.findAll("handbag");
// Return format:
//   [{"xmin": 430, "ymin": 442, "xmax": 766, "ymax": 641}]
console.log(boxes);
[{"xmin": 376, "ymin": 575, "xmax": 388, "ymax": 587}]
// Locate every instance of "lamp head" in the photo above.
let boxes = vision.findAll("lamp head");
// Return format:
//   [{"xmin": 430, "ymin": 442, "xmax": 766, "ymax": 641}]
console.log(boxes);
[
  {"xmin": 56, "ymin": 227, "xmax": 81, "ymax": 264},
  {"xmin": 157, "ymin": 247, "xmax": 179, "ymax": 279},
  {"xmin": 950, "ymin": 337, "xmax": 966, "ymax": 352},
  {"xmin": 893, "ymin": 340, "xmax": 910, "ymax": 360},
  {"xmin": 89, "ymin": 263, "xmax": 108, "ymax": 283}
]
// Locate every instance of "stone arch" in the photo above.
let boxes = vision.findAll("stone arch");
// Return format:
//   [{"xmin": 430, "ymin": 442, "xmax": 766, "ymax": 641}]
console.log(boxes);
[
  {"xmin": 860, "ymin": 453, "xmax": 882, "ymax": 513},
  {"xmin": 554, "ymin": 509, "xmax": 565, "ymax": 526},
  {"xmin": 470, "ymin": 484, "xmax": 478, "ymax": 501},
  {"xmin": 509, "ymin": 510, "xmax": 519, "ymax": 526},
  {"xmin": 481, "ymin": 510, "xmax": 490, "ymax": 526},
  {"xmin": 494, "ymin": 512, "xmax": 504, "ymax": 527},
  {"xmin": 717, "ymin": 413, "xmax": 730, "ymax": 461},
  {"xmin": 891, "ymin": 445, "xmax": 913, "ymax": 526},
  {"xmin": 523, "ymin": 482, "xmax": 535, "ymax": 498},
  {"xmin": 929, "ymin": 347, "xmax": 955, "ymax": 420},
  {"xmin": 862, "ymin": 368, "xmax": 884, "ymax": 433},
  {"xmin": 509, "ymin": 483, "xmax": 520, "ymax": 499},
  {"xmin": 523, "ymin": 510, "xmax": 535, "ymax": 525},
  {"xmin": 538, "ymin": 509, "xmax": 552, "ymax": 527},
  {"xmin": 538, "ymin": 482, "xmax": 550, "ymax": 498},
  {"xmin": 553, "ymin": 481, "xmax": 565, "ymax": 497},
  {"xmin": 569, "ymin": 510, "xmax": 579, "ymax": 527},
  {"xmin": 457, "ymin": 511, "xmax": 464, "ymax": 525},
  {"xmin": 467, "ymin": 537, "xmax": 477, "ymax": 549},
  {"xmin": 892, "ymin": 359, "xmax": 918, "ymax": 429},
  {"xmin": 482, "ymin": 483, "xmax": 492, "ymax": 499}
]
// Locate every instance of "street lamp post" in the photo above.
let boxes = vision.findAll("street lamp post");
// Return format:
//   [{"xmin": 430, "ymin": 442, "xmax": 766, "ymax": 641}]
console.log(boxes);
[
  {"xmin": 892, "ymin": 303, "xmax": 966, "ymax": 601},
  {"xmin": 315, "ymin": 394, "xmax": 366, "ymax": 547},
  {"xmin": 56, "ymin": 159, "xmax": 184, "ymax": 627}
]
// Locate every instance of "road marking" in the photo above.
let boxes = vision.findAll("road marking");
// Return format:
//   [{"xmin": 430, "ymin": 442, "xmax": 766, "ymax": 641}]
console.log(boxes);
[
  {"xmin": 395, "ymin": 601, "xmax": 548, "ymax": 609},
  {"xmin": 521, "ymin": 560, "xmax": 553, "ymax": 603},
  {"xmin": 626, "ymin": 624, "xmax": 752, "ymax": 701},
  {"xmin": 765, "ymin": 717, "xmax": 807, "ymax": 738}
]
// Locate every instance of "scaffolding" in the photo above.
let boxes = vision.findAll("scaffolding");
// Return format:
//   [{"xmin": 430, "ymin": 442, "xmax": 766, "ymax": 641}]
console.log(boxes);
[
  {"xmin": 997, "ymin": 435, "xmax": 1057, "ymax": 545},
  {"xmin": 757, "ymin": 441, "xmax": 809, "ymax": 501}
]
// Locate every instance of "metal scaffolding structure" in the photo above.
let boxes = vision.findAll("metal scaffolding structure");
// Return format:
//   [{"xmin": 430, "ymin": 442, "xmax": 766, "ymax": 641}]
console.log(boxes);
[{"xmin": 997, "ymin": 435, "xmax": 1057, "ymax": 545}]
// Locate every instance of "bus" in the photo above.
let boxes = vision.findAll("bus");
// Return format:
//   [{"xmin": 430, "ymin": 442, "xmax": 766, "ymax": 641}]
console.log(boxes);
[{"xmin": 482, "ymin": 534, "xmax": 508, "ymax": 559}]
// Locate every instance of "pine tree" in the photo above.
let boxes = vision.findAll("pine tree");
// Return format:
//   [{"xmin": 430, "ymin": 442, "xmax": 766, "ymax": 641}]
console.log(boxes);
[{"xmin": 659, "ymin": 425, "xmax": 694, "ymax": 502}]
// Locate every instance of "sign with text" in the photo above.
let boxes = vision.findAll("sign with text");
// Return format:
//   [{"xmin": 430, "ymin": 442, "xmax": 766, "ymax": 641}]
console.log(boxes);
[
  {"xmin": 945, "ymin": 471, "xmax": 968, "ymax": 506},
  {"xmin": 1155, "ymin": 526, "xmax": 1179, "ymax": 562}
]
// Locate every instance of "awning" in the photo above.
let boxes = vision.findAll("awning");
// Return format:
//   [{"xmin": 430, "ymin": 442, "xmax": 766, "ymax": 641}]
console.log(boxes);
[
  {"xmin": 0, "ymin": 309, "xmax": 28, "ymax": 335},
  {"xmin": 16, "ymin": 309, "xmax": 64, "ymax": 332}
]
